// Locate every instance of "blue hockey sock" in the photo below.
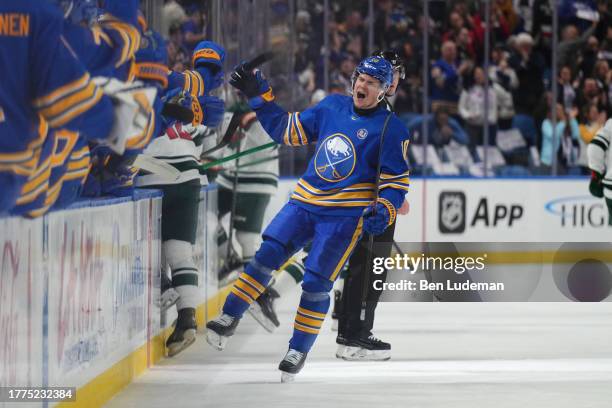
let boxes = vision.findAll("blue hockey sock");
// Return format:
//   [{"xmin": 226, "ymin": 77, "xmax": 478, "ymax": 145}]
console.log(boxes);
[
  {"xmin": 289, "ymin": 290, "xmax": 330, "ymax": 353},
  {"xmin": 222, "ymin": 260, "xmax": 273, "ymax": 318}
]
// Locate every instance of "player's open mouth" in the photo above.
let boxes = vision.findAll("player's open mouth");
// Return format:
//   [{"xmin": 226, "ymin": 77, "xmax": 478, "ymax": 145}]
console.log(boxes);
[{"xmin": 356, "ymin": 91, "xmax": 366, "ymax": 99}]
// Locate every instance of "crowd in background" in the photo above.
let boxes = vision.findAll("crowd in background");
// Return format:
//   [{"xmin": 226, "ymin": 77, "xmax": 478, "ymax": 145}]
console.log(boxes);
[{"xmin": 160, "ymin": 0, "xmax": 612, "ymax": 175}]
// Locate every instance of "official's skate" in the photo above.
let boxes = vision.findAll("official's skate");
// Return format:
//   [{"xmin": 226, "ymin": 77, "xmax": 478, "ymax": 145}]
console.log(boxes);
[
  {"xmin": 166, "ymin": 308, "xmax": 197, "ymax": 357},
  {"xmin": 247, "ymin": 287, "xmax": 280, "ymax": 332},
  {"xmin": 278, "ymin": 348, "xmax": 307, "ymax": 383},
  {"xmin": 336, "ymin": 333, "xmax": 391, "ymax": 361},
  {"xmin": 206, "ymin": 313, "xmax": 240, "ymax": 351}
]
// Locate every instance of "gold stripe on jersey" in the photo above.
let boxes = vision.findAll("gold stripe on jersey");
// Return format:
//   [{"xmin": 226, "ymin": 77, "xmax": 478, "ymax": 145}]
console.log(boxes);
[
  {"xmin": 101, "ymin": 20, "xmax": 141, "ymax": 67},
  {"xmin": 282, "ymin": 113, "xmax": 309, "ymax": 146},
  {"xmin": 0, "ymin": 119, "xmax": 47, "ymax": 176},
  {"xmin": 290, "ymin": 178, "xmax": 375, "ymax": 207}
]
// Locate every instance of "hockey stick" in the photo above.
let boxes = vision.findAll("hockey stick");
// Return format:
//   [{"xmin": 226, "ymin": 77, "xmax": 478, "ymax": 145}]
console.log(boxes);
[
  {"xmin": 131, "ymin": 154, "xmax": 181, "ymax": 181},
  {"xmin": 361, "ymin": 113, "xmax": 393, "ymax": 322},
  {"xmin": 226, "ymin": 135, "xmax": 242, "ymax": 269},
  {"xmin": 222, "ymin": 154, "xmax": 279, "ymax": 171},
  {"xmin": 200, "ymin": 141, "xmax": 276, "ymax": 170},
  {"xmin": 200, "ymin": 52, "xmax": 276, "ymax": 157}
]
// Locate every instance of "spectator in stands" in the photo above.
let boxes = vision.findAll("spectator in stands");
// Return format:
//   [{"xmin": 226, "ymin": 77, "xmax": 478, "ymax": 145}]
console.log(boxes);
[
  {"xmin": 430, "ymin": 41, "xmax": 472, "ymax": 117},
  {"xmin": 557, "ymin": 65, "xmax": 578, "ymax": 111},
  {"xmin": 407, "ymin": 106, "xmax": 469, "ymax": 147},
  {"xmin": 442, "ymin": 11, "xmax": 467, "ymax": 43},
  {"xmin": 339, "ymin": 10, "xmax": 365, "ymax": 58},
  {"xmin": 592, "ymin": 59, "xmax": 611, "ymax": 110},
  {"xmin": 456, "ymin": 27, "xmax": 477, "ymax": 62},
  {"xmin": 489, "ymin": 44, "xmax": 518, "ymax": 129},
  {"xmin": 541, "ymin": 103, "xmax": 580, "ymax": 171},
  {"xmin": 181, "ymin": 5, "xmax": 207, "ymax": 53},
  {"xmin": 161, "ymin": 0, "xmax": 186, "ymax": 38},
  {"xmin": 578, "ymin": 103, "xmax": 607, "ymax": 169},
  {"xmin": 459, "ymin": 66, "xmax": 498, "ymax": 146},
  {"xmin": 558, "ymin": 22, "xmax": 597, "ymax": 72},
  {"xmin": 509, "ymin": 32, "xmax": 545, "ymax": 115},
  {"xmin": 579, "ymin": 103, "xmax": 607, "ymax": 143},
  {"xmin": 330, "ymin": 54, "xmax": 357, "ymax": 95},
  {"xmin": 514, "ymin": 0, "xmax": 536, "ymax": 34},
  {"xmin": 580, "ymin": 35, "xmax": 600, "ymax": 79},
  {"xmin": 577, "ymin": 77, "xmax": 609, "ymax": 117},
  {"xmin": 496, "ymin": 0, "xmax": 520, "ymax": 33}
]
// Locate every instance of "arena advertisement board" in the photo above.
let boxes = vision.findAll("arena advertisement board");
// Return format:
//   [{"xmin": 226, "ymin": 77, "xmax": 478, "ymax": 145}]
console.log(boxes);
[
  {"xmin": 422, "ymin": 178, "xmax": 609, "ymax": 242},
  {"xmin": 0, "ymin": 216, "xmax": 44, "ymax": 392},
  {"xmin": 45, "ymin": 198, "xmax": 156, "ymax": 389},
  {"xmin": 269, "ymin": 178, "xmax": 608, "ymax": 243}
]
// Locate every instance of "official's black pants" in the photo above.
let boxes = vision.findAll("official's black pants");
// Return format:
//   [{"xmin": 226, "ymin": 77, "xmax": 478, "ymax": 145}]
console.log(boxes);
[{"xmin": 338, "ymin": 220, "xmax": 396, "ymax": 338}]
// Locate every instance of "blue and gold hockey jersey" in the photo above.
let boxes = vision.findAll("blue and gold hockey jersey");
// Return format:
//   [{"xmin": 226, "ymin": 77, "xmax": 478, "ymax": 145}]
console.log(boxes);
[
  {"xmin": 0, "ymin": 0, "xmax": 113, "ymax": 213},
  {"xmin": 254, "ymin": 94, "xmax": 410, "ymax": 216}
]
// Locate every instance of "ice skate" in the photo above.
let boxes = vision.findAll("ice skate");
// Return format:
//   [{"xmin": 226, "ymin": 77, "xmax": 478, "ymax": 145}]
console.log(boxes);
[
  {"xmin": 336, "ymin": 333, "xmax": 391, "ymax": 361},
  {"xmin": 278, "ymin": 348, "xmax": 307, "ymax": 383},
  {"xmin": 247, "ymin": 287, "xmax": 280, "ymax": 332},
  {"xmin": 206, "ymin": 313, "xmax": 240, "ymax": 351},
  {"xmin": 166, "ymin": 308, "xmax": 197, "ymax": 357}
]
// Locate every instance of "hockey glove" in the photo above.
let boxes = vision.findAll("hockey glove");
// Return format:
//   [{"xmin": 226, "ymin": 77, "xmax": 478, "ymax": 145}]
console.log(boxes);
[
  {"xmin": 362, "ymin": 198, "xmax": 397, "ymax": 236},
  {"xmin": 229, "ymin": 63, "xmax": 274, "ymax": 108},
  {"xmin": 199, "ymin": 95, "xmax": 225, "ymax": 127},
  {"xmin": 589, "ymin": 170, "xmax": 604, "ymax": 198}
]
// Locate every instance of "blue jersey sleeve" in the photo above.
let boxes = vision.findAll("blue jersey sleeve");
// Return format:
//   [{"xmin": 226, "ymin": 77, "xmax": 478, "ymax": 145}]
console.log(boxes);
[
  {"xmin": 252, "ymin": 96, "xmax": 333, "ymax": 146},
  {"xmin": 167, "ymin": 66, "xmax": 217, "ymax": 97},
  {"xmin": 31, "ymin": 7, "xmax": 113, "ymax": 141},
  {"xmin": 378, "ymin": 117, "xmax": 411, "ymax": 209}
]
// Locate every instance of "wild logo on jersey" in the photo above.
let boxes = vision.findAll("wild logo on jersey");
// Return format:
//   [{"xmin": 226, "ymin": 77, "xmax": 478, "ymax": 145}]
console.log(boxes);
[{"xmin": 314, "ymin": 134, "xmax": 356, "ymax": 182}]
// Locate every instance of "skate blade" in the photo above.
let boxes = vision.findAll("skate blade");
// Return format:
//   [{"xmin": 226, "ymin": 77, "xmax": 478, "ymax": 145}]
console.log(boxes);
[
  {"xmin": 280, "ymin": 371, "xmax": 296, "ymax": 383},
  {"xmin": 340, "ymin": 346, "xmax": 391, "ymax": 361},
  {"xmin": 335, "ymin": 345, "xmax": 348, "ymax": 359},
  {"xmin": 159, "ymin": 289, "xmax": 180, "ymax": 312},
  {"xmin": 247, "ymin": 303, "xmax": 278, "ymax": 333},
  {"xmin": 206, "ymin": 329, "xmax": 228, "ymax": 351},
  {"xmin": 167, "ymin": 329, "xmax": 196, "ymax": 357}
]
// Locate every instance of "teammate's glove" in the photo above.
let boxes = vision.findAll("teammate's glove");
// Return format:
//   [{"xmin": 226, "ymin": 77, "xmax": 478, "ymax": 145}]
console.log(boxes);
[
  {"xmin": 589, "ymin": 170, "xmax": 604, "ymax": 198},
  {"xmin": 199, "ymin": 95, "xmax": 225, "ymax": 127},
  {"xmin": 229, "ymin": 63, "xmax": 274, "ymax": 107},
  {"xmin": 362, "ymin": 198, "xmax": 397, "ymax": 235}
]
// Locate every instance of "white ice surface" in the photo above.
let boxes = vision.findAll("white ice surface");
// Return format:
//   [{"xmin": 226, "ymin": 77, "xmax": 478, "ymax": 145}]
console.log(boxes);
[{"xmin": 105, "ymin": 285, "xmax": 612, "ymax": 408}]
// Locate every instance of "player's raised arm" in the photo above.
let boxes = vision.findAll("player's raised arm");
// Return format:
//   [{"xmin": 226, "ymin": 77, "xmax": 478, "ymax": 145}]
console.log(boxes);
[
  {"xmin": 228, "ymin": 63, "xmax": 319, "ymax": 146},
  {"xmin": 167, "ymin": 41, "xmax": 225, "ymax": 97}
]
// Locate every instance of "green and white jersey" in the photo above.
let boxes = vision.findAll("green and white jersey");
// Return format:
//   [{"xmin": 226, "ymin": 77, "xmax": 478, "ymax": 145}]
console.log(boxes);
[
  {"xmin": 216, "ymin": 113, "xmax": 279, "ymax": 195},
  {"xmin": 135, "ymin": 123, "xmax": 215, "ymax": 187},
  {"xmin": 588, "ymin": 118, "xmax": 612, "ymax": 199}
]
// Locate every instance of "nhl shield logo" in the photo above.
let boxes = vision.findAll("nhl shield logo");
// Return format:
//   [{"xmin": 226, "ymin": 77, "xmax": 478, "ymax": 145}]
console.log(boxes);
[
  {"xmin": 356, "ymin": 128, "xmax": 368, "ymax": 139},
  {"xmin": 439, "ymin": 191, "xmax": 466, "ymax": 233},
  {"xmin": 314, "ymin": 133, "xmax": 356, "ymax": 182}
]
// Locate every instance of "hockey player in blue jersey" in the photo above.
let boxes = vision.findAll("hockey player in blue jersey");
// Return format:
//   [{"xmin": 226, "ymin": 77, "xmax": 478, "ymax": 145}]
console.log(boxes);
[
  {"xmin": 6, "ymin": 0, "xmax": 150, "ymax": 217},
  {"xmin": 0, "ymin": 0, "xmax": 115, "ymax": 213},
  {"xmin": 206, "ymin": 56, "xmax": 410, "ymax": 382}
]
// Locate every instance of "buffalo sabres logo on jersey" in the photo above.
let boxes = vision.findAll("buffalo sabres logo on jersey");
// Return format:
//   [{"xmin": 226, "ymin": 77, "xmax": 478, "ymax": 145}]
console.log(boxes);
[
  {"xmin": 314, "ymin": 134, "xmax": 356, "ymax": 182},
  {"xmin": 356, "ymin": 128, "xmax": 368, "ymax": 139}
]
